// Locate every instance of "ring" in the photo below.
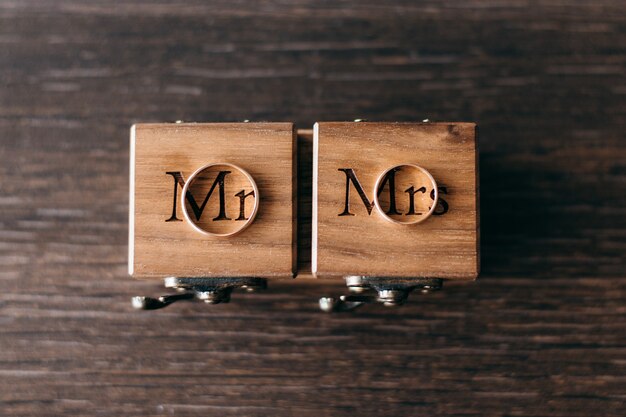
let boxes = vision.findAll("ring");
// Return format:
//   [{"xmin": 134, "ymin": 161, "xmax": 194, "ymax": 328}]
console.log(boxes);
[
  {"xmin": 373, "ymin": 163, "xmax": 438, "ymax": 225},
  {"xmin": 181, "ymin": 162, "xmax": 259, "ymax": 237}
]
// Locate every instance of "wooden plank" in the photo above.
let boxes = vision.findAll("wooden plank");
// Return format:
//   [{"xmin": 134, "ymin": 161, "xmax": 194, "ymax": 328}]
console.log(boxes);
[{"xmin": 1, "ymin": 1, "xmax": 626, "ymax": 416}]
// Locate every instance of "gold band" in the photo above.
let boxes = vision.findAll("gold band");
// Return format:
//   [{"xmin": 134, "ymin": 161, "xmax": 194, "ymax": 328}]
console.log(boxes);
[
  {"xmin": 373, "ymin": 163, "xmax": 438, "ymax": 225},
  {"xmin": 180, "ymin": 162, "xmax": 259, "ymax": 237}
]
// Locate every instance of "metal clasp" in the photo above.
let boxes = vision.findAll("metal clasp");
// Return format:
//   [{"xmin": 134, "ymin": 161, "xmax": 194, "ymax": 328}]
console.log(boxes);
[
  {"xmin": 319, "ymin": 276, "xmax": 443, "ymax": 312},
  {"xmin": 132, "ymin": 277, "xmax": 267, "ymax": 310}
]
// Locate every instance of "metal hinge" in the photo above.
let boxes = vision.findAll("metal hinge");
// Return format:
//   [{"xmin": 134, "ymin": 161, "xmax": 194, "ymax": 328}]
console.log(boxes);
[
  {"xmin": 131, "ymin": 277, "xmax": 267, "ymax": 310},
  {"xmin": 319, "ymin": 276, "xmax": 443, "ymax": 312}
]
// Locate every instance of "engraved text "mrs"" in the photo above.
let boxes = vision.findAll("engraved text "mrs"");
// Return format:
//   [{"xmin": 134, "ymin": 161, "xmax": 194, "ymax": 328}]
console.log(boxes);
[{"xmin": 338, "ymin": 168, "xmax": 448, "ymax": 216}]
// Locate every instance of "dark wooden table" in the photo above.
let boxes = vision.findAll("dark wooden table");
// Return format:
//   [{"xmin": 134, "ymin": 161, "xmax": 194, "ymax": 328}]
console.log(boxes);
[{"xmin": 1, "ymin": 1, "xmax": 625, "ymax": 416}]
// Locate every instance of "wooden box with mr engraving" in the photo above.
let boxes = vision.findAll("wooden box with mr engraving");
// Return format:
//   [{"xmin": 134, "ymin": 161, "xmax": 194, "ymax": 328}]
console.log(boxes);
[
  {"xmin": 313, "ymin": 122, "xmax": 479, "ymax": 280},
  {"xmin": 129, "ymin": 122, "xmax": 297, "ymax": 279}
]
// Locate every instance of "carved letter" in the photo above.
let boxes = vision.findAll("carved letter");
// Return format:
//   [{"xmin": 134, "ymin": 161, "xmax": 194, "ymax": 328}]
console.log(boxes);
[
  {"xmin": 338, "ymin": 168, "xmax": 400, "ymax": 216},
  {"xmin": 431, "ymin": 187, "xmax": 449, "ymax": 216},
  {"xmin": 166, "ymin": 170, "xmax": 234, "ymax": 222},
  {"xmin": 404, "ymin": 185, "xmax": 427, "ymax": 215},
  {"xmin": 185, "ymin": 170, "xmax": 232, "ymax": 222},
  {"xmin": 235, "ymin": 190, "xmax": 255, "ymax": 221},
  {"xmin": 165, "ymin": 171, "xmax": 185, "ymax": 222}
]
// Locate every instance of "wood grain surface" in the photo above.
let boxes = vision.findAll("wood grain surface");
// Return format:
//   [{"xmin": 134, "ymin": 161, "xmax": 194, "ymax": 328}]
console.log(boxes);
[
  {"xmin": 131, "ymin": 122, "xmax": 296, "ymax": 278},
  {"xmin": 1, "ymin": 1, "xmax": 625, "ymax": 416},
  {"xmin": 313, "ymin": 122, "xmax": 478, "ymax": 279}
]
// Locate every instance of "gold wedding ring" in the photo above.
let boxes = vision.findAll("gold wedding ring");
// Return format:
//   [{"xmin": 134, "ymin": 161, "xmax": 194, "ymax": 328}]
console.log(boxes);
[
  {"xmin": 181, "ymin": 163, "xmax": 259, "ymax": 237},
  {"xmin": 373, "ymin": 163, "xmax": 438, "ymax": 225}
]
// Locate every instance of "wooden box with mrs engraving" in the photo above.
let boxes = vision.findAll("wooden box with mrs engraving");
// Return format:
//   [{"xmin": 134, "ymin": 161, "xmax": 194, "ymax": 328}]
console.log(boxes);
[{"xmin": 313, "ymin": 122, "xmax": 479, "ymax": 280}]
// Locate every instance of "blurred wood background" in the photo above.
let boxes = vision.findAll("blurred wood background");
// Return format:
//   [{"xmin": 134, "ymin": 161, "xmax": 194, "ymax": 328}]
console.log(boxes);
[{"xmin": 0, "ymin": 1, "xmax": 625, "ymax": 416}]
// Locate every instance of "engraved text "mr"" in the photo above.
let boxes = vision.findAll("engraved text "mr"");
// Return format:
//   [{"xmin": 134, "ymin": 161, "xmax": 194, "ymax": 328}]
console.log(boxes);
[{"xmin": 165, "ymin": 171, "xmax": 254, "ymax": 222}]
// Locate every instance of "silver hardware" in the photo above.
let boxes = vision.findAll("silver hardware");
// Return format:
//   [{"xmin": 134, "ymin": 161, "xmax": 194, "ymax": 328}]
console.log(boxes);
[
  {"xmin": 132, "ymin": 277, "xmax": 267, "ymax": 310},
  {"xmin": 319, "ymin": 276, "xmax": 443, "ymax": 312}
]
